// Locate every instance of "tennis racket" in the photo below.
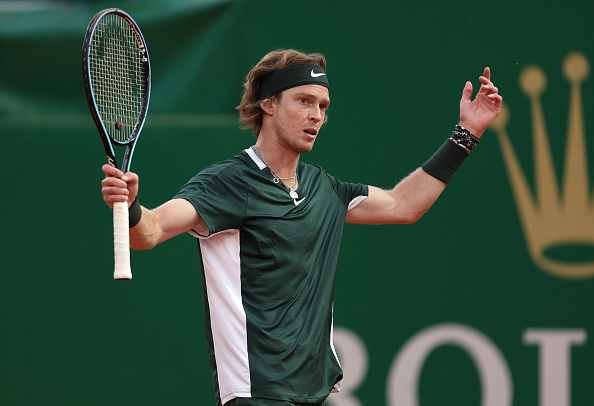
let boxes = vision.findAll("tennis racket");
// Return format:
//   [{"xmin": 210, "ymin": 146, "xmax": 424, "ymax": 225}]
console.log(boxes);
[{"xmin": 82, "ymin": 8, "xmax": 151, "ymax": 280}]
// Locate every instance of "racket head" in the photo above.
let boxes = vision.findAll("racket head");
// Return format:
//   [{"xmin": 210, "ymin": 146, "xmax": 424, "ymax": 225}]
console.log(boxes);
[{"xmin": 82, "ymin": 8, "xmax": 151, "ymax": 172}]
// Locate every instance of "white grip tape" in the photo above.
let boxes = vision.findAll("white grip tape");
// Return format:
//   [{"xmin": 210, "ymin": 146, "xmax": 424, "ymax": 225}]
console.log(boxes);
[{"xmin": 113, "ymin": 201, "xmax": 132, "ymax": 280}]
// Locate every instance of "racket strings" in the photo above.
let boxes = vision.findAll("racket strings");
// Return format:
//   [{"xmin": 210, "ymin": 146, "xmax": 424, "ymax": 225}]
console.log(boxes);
[{"xmin": 89, "ymin": 13, "xmax": 147, "ymax": 143}]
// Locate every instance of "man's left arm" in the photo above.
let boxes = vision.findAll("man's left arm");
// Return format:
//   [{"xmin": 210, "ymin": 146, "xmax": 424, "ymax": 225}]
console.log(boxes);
[{"xmin": 346, "ymin": 67, "xmax": 502, "ymax": 225}]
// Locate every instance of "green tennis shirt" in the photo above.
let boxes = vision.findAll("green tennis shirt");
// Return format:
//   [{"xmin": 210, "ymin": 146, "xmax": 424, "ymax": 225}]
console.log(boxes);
[{"xmin": 174, "ymin": 148, "xmax": 368, "ymax": 406}]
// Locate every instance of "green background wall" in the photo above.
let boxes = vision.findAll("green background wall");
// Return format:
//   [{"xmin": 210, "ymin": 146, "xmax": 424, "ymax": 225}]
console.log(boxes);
[{"xmin": 1, "ymin": 0, "xmax": 593, "ymax": 405}]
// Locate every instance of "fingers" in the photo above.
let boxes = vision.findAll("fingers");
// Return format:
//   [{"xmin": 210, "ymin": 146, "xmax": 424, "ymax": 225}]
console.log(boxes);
[
  {"xmin": 101, "ymin": 164, "xmax": 139, "ymax": 183},
  {"xmin": 489, "ymin": 92, "xmax": 503, "ymax": 107},
  {"xmin": 101, "ymin": 165, "xmax": 140, "ymax": 207},
  {"xmin": 481, "ymin": 81, "xmax": 499, "ymax": 95},
  {"xmin": 461, "ymin": 67, "xmax": 502, "ymax": 106},
  {"xmin": 102, "ymin": 163, "xmax": 123, "ymax": 178},
  {"xmin": 478, "ymin": 68, "xmax": 502, "ymax": 103},
  {"xmin": 460, "ymin": 81, "xmax": 473, "ymax": 104},
  {"xmin": 483, "ymin": 83, "xmax": 502, "ymax": 106},
  {"xmin": 482, "ymin": 67, "xmax": 491, "ymax": 81},
  {"xmin": 479, "ymin": 67, "xmax": 498, "ymax": 91},
  {"xmin": 122, "ymin": 171, "xmax": 139, "ymax": 184},
  {"xmin": 102, "ymin": 175, "xmax": 129, "ymax": 206}
]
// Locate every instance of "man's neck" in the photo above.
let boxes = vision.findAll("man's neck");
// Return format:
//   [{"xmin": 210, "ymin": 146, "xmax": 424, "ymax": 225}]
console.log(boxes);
[{"xmin": 253, "ymin": 137, "xmax": 300, "ymax": 179}]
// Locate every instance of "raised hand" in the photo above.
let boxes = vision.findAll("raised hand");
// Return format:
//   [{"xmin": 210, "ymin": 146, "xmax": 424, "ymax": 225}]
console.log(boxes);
[{"xmin": 459, "ymin": 67, "xmax": 502, "ymax": 138}]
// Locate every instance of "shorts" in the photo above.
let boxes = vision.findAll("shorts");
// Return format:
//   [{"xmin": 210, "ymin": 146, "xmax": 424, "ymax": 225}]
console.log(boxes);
[{"xmin": 226, "ymin": 398, "xmax": 325, "ymax": 406}]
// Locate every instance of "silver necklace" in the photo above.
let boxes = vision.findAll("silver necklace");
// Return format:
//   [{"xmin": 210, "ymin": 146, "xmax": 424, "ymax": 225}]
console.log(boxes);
[{"xmin": 251, "ymin": 145, "xmax": 299, "ymax": 199}]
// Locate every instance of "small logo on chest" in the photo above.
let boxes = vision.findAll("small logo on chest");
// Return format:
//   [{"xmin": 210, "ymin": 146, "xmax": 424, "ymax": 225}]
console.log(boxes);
[{"xmin": 294, "ymin": 198, "xmax": 306, "ymax": 206}]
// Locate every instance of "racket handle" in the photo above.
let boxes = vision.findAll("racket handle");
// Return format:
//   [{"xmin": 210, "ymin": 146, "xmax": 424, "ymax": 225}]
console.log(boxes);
[{"xmin": 113, "ymin": 201, "xmax": 132, "ymax": 280}]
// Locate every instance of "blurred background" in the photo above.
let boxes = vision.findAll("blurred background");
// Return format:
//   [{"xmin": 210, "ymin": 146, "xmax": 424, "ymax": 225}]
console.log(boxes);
[{"xmin": 1, "ymin": 0, "xmax": 593, "ymax": 405}]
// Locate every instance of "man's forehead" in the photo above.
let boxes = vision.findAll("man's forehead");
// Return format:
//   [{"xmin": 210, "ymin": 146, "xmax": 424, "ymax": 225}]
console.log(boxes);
[{"xmin": 286, "ymin": 84, "xmax": 330, "ymax": 101}]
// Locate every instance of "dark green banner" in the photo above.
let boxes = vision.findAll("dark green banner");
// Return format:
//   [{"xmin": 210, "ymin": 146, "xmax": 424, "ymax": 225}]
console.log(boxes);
[{"xmin": 1, "ymin": 0, "xmax": 592, "ymax": 405}]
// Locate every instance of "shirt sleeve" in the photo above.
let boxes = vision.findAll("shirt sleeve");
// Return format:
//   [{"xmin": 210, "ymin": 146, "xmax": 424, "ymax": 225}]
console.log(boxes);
[
  {"xmin": 173, "ymin": 162, "xmax": 247, "ymax": 236},
  {"xmin": 325, "ymin": 172, "xmax": 369, "ymax": 210}
]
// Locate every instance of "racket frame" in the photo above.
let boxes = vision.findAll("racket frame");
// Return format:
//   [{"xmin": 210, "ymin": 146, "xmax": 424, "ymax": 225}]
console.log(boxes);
[
  {"xmin": 82, "ymin": 8, "xmax": 151, "ymax": 280},
  {"xmin": 82, "ymin": 8, "xmax": 151, "ymax": 173}
]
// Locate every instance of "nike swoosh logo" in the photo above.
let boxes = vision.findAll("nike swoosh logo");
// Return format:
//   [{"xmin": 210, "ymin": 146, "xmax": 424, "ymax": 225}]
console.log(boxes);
[
  {"xmin": 294, "ymin": 198, "xmax": 306, "ymax": 206},
  {"xmin": 310, "ymin": 70, "xmax": 326, "ymax": 78}
]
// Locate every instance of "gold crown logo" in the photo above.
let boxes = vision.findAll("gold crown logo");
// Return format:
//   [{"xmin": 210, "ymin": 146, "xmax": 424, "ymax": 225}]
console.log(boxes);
[{"xmin": 491, "ymin": 52, "xmax": 594, "ymax": 279}]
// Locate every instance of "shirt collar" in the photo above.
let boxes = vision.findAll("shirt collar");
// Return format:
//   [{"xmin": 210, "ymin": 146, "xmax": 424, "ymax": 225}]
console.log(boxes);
[{"xmin": 245, "ymin": 147, "xmax": 267, "ymax": 170}]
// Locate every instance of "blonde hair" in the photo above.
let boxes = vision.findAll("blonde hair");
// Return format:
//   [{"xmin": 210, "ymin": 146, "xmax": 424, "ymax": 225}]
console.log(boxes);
[{"xmin": 236, "ymin": 49, "xmax": 327, "ymax": 137}]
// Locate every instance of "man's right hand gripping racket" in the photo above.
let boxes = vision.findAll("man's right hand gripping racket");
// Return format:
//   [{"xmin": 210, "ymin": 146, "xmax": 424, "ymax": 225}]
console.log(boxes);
[{"xmin": 82, "ymin": 9, "xmax": 151, "ymax": 280}]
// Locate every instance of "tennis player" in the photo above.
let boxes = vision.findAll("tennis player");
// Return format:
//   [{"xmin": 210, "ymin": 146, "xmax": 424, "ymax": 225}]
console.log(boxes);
[{"xmin": 101, "ymin": 49, "xmax": 502, "ymax": 406}]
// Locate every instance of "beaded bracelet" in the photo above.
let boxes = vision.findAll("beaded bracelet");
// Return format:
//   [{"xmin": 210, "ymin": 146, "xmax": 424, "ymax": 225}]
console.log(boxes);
[{"xmin": 450, "ymin": 124, "xmax": 480, "ymax": 152}]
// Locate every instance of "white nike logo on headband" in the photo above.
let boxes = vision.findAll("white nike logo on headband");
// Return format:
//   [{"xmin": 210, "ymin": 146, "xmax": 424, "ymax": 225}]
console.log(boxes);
[{"xmin": 310, "ymin": 70, "xmax": 326, "ymax": 78}]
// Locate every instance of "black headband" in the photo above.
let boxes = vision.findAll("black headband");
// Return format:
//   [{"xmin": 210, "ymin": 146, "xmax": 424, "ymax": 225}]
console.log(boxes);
[{"xmin": 258, "ymin": 64, "xmax": 329, "ymax": 100}]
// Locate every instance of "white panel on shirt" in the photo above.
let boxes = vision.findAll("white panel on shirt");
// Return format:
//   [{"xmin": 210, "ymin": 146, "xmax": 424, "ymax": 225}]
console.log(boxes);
[
  {"xmin": 198, "ymin": 229, "xmax": 252, "ymax": 405},
  {"xmin": 348, "ymin": 195, "xmax": 367, "ymax": 211}
]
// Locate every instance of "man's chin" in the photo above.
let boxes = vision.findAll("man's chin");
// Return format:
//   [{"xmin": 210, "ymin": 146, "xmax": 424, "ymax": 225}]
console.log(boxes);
[{"xmin": 298, "ymin": 140, "xmax": 316, "ymax": 153}]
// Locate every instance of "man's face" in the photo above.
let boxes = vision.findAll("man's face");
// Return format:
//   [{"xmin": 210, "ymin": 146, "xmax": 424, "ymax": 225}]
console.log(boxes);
[{"xmin": 268, "ymin": 84, "xmax": 330, "ymax": 153}]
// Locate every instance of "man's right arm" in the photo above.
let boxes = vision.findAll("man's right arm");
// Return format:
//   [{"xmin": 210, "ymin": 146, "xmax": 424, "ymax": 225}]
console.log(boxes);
[
  {"xmin": 129, "ymin": 199, "xmax": 206, "ymax": 249},
  {"xmin": 101, "ymin": 164, "xmax": 207, "ymax": 250}
]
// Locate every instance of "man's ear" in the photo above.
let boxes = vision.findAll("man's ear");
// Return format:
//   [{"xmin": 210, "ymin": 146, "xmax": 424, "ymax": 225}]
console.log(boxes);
[{"xmin": 260, "ymin": 98, "xmax": 275, "ymax": 116}]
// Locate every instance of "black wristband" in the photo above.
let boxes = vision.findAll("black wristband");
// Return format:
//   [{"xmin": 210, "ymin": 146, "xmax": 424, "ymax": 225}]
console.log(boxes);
[
  {"xmin": 421, "ymin": 139, "xmax": 470, "ymax": 184},
  {"xmin": 128, "ymin": 197, "xmax": 142, "ymax": 228}
]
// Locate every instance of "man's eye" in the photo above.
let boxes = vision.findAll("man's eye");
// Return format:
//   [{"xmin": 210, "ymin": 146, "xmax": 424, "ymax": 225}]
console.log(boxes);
[{"xmin": 300, "ymin": 98, "xmax": 308, "ymax": 104}]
